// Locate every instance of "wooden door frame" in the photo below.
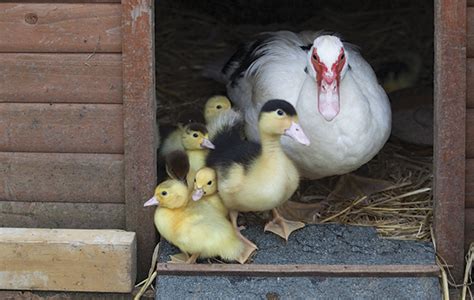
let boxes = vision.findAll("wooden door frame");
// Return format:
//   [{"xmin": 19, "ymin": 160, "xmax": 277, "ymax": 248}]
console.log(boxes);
[{"xmin": 433, "ymin": 0, "xmax": 466, "ymax": 281}]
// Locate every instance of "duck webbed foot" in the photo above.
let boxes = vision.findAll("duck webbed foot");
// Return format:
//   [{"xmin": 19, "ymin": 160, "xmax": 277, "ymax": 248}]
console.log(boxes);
[
  {"xmin": 168, "ymin": 252, "xmax": 199, "ymax": 264},
  {"xmin": 264, "ymin": 208, "xmax": 305, "ymax": 241},
  {"xmin": 230, "ymin": 210, "xmax": 258, "ymax": 251}
]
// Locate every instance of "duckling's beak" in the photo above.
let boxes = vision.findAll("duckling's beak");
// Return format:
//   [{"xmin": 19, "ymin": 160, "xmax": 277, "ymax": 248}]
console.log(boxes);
[
  {"xmin": 284, "ymin": 121, "xmax": 310, "ymax": 146},
  {"xmin": 144, "ymin": 196, "xmax": 159, "ymax": 207},
  {"xmin": 200, "ymin": 138, "xmax": 215, "ymax": 149},
  {"xmin": 192, "ymin": 188, "xmax": 204, "ymax": 201}
]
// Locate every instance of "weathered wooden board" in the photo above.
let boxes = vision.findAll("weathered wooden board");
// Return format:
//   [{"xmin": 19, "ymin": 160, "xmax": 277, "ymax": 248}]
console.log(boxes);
[
  {"xmin": 123, "ymin": 0, "xmax": 157, "ymax": 278},
  {"xmin": 466, "ymin": 159, "xmax": 474, "ymax": 208},
  {"xmin": 434, "ymin": 0, "xmax": 466, "ymax": 281},
  {"xmin": 466, "ymin": 208, "xmax": 474, "ymax": 250},
  {"xmin": 0, "ymin": 201, "xmax": 125, "ymax": 229},
  {"xmin": 0, "ymin": 228, "xmax": 136, "ymax": 292},
  {"xmin": 0, "ymin": 103, "xmax": 123, "ymax": 153},
  {"xmin": 469, "ymin": 0, "xmax": 474, "ymax": 7},
  {"xmin": 0, "ymin": 53, "xmax": 122, "ymax": 104},
  {"xmin": 0, "ymin": 3, "xmax": 121, "ymax": 53},
  {"xmin": 0, "ymin": 152, "xmax": 124, "ymax": 203}
]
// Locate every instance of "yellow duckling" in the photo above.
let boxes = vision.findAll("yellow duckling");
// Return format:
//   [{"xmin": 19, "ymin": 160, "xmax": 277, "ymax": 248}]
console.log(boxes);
[
  {"xmin": 181, "ymin": 123, "xmax": 215, "ymax": 187},
  {"xmin": 206, "ymin": 99, "xmax": 310, "ymax": 241},
  {"xmin": 144, "ymin": 179, "xmax": 256, "ymax": 264},
  {"xmin": 204, "ymin": 95, "xmax": 232, "ymax": 124},
  {"xmin": 192, "ymin": 167, "xmax": 228, "ymax": 216}
]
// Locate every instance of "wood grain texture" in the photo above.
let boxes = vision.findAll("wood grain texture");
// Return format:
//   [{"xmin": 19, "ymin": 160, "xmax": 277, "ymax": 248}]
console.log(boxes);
[
  {"xmin": 0, "ymin": 228, "xmax": 136, "ymax": 292},
  {"xmin": 466, "ymin": 208, "xmax": 474, "ymax": 250},
  {"xmin": 0, "ymin": 201, "xmax": 125, "ymax": 229},
  {"xmin": 0, "ymin": 152, "xmax": 124, "ymax": 203},
  {"xmin": 434, "ymin": 0, "xmax": 466, "ymax": 281},
  {"xmin": 122, "ymin": 0, "xmax": 157, "ymax": 278},
  {"xmin": 0, "ymin": 53, "xmax": 122, "ymax": 104},
  {"xmin": 156, "ymin": 263, "xmax": 440, "ymax": 277},
  {"xmin": 0, "ymin": 103, "xmax": 123, "ymax": 153},
  {"xmin": 466, "ymin": 159, "xmax": 474, "ymax": 208},
  {"xmin": 0, "ymin": 3, "xmax": 121, "ymax": 53}
]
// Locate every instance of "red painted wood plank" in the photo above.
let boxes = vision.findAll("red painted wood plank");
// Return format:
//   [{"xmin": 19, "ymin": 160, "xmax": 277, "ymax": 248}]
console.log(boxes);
[
  {"xmin": 0, "ymin": 3, "xmax": 121, "ymax": 53},
  {"xmin": 0, "ymin": 152, "xmax": 124, "ymax": 203},
  {"xmin": 0, "ymin": 53, "xmax": 122, "ymax": 104},
  {"xmin": 434, "ymin": 0, "xmax": 466, "ymax": 281},
  {"xmin": 0, "ymin": 103, "xmax": 123, "ymax": 153},
  {"xmin": 122, "ymin": 0, "xmax": 157, "ymax": 278}
]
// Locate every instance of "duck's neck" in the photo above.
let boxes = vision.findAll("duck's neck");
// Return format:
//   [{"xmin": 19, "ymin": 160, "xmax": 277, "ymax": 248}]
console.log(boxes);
[
  {"xmin": 186, "ymin": 149, "xmax": 207, "ymax": 171},
  {"xmin": 259, "ymin": 132, "xmax": 284, "ymax": 156}
]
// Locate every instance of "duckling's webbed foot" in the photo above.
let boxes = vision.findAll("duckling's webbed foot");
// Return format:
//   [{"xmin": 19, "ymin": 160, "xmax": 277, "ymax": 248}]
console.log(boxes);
[
  {"xmin": 230, "ymin": 210, "xmax": 258, "ymax": 250},
  {"xmin": 168, "ymin": 252, "xmax": 199, "ymax": 264},
  {"xmin": 264, "ymin": 208, "xmax": 305, "ymax": 241}
]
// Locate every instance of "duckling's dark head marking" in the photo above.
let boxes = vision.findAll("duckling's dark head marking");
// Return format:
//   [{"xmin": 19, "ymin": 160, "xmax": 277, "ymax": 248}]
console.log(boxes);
[
  {"xmin": 177, "ymin": 111, "xmax": 205, "ymax": 126},
  {"xmin": 186, "ymin": 123, "xmax": 208, "ymax": 134},
  {"xmin": 259, "ymin": 99, "xmax": 297, "ymax": 118}
]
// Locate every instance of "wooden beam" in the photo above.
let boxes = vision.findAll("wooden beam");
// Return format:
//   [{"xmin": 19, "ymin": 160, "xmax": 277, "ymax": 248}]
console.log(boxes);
[
  {"xmin": 0, "ymin": 228, "xmax": 136, "ymax": 293},
  {"xmin": 122, "ymin": 0, "xmax": 157, "ymax": 279},
  {"xmin": 0, "ymin": 201, "xmax": 125, "ymax": 229},
  {"xmin": 0, "ymin": 53, "xmax": 122, "ymax": 104},
  {"xmin": 0, "ymin": 103, "xmax": 123, "ymax": 154},
  {"xmin": 0, "ymin": 3, "xmax": 121, "ymax": 53},
  {"xmin": 156, "ymin": 263, "xmax": 440, "ymax": 278},
  {"xmin": 468, "ymin": 8, "xmax": 474, "ymax": 57},
  {"xmin": 434, "ymin": 0, "xmax": 466, "ymax": 281},
  {"xmin": 0, "ymin": 152, "xmax": 124, "ymax": 203}
]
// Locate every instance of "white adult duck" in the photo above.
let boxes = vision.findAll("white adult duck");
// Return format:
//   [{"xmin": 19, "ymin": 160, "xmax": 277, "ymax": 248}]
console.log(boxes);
[{"xmin": 220, "ymin": 31, "xmax": 391, "ymax": 179}]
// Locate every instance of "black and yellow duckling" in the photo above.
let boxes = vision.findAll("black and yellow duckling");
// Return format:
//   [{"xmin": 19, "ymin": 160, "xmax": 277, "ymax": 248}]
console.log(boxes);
[
  {"xmin": 206, "ymin": 99, "xmax": 310, "ymax": 241},
  {"xmin": 144, "ymin": 178, "xmax": 256, "ymax": 264},
  {"xmin": 204, "ymin": 95, "xmax": 232, "ymax": 124},
  {"xmin": 181, "ymin": 123, "xmax": 215, "ymax": 187}
]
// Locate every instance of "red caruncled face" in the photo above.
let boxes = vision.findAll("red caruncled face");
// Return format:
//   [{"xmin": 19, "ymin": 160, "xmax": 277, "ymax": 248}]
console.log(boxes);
[{"xmin": 311, "ymin": 48, "xmax": 346, "ymax": 121}]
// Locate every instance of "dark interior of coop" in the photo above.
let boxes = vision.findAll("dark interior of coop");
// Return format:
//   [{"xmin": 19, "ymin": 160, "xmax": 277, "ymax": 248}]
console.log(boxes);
[{"xmin": 154, "ymin": 0, "xmax": 434, "ymax": 242}]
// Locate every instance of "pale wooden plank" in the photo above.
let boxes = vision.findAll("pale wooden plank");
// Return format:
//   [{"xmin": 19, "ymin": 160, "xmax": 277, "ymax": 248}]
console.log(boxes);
[
  {"xmin": 0, "ymin": 228, "xmax": 136, "ymax": 293},
  {"xmin": 0, "ymin": 3, "xmax": 121, "ymax": 53},
  {"xmin": 434, "ymin": 0, "xmax": 466, "ymax": 281},
  {"xmin": 122, "ymin": 0, "xmax": 157, "ymax": 278},
  {"xmin": 0, "ymin": 201, "xmax": 125, "ymax": 228},
  {"xmin": 0, "ymin": 103, "xmax": 123, "ymax": 153},
  {"xmin": 0, "ymin": 53, "xmax": 122, "ymax": 104},
  {"xmin": 0, "ymin": 152, "xmax": 124, "ymax": 203}
]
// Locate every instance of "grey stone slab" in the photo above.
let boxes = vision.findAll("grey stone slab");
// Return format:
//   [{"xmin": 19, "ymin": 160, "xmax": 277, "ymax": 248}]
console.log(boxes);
[
  {"xmin": 156, "ymin": 276, "xmax": 441, "ymax": 300},
  {"xmin": 158, "ymin": 224, "xmax": 435, "ymax": 265}
]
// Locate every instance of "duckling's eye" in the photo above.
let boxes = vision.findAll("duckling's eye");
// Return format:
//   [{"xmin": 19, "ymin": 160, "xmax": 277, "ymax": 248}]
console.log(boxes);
[
  {"xmin": 207, "ymin": 180, "xmax": 212, "ymax": 185},
  {"xmin": 192, "ymin": 133, "xmax": 199, "ymax": 138},
  {"xmin": 276, "ymin": 109, "xmax": 285, "ymax": 116},
  {"xmin": 161, "ymin": 191, "xmax": 167, "ymax": 196},
  {"xmin": 216, "ymin": 105, "xmax": 222, "ymax": 110}
]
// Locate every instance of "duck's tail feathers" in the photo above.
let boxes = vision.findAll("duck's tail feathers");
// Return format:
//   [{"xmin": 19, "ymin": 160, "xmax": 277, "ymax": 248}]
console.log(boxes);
[
  {"xmin": 165, "ymin": 150, "xmax": 190, "ymax": 182},
  {"xmin": 207, "ymin": 109, "xmax": 244, "ymax": 147}
]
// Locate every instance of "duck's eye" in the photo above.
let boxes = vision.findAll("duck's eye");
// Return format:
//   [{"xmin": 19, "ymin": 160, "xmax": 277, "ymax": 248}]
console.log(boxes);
[
  {"xmin": 276, "ymin": 109, "xmax": 285, "ymax": 116},
  {"xmin": 207, "ymin": 180, "xmax": 212, "ymax": 185},
  {"xmin": 216, "ymin": 105, "xmax": 222, "ymax": 109},
  {"xmin": 312, "ymin": 54, "xmax": 319, "ymax": 62},
  {"xmin": 340, "ymin": 53, "xmax": 345, "ymax": 60},
  {"xmin": 192, "ymin": 133, "xmax": 199, "ymax": 138},
  {"xmin": 161, "ymin": 191, "xmax": 167, "ymax": 196}
]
